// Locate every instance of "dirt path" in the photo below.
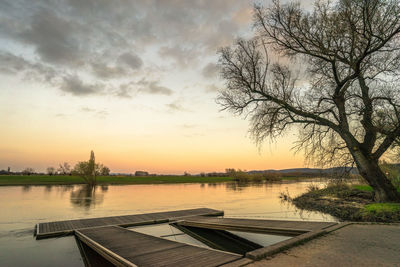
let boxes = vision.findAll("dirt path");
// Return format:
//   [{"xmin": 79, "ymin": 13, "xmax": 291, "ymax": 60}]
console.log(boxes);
[{"xmin": 247, "ymin": 224, "xmax": 400, "ymax": 267}]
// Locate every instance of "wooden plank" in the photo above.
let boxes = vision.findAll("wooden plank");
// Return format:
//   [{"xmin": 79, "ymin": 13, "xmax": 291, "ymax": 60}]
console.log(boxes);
[
  {"xmin": 178, "ymin": 217, "xmax": 337, "ymax": 236},
  {"xmin": 35, "ymin": 208, "xmax": 223, "ymax": 239},
  {"xmin": 76, "ymin": 226, "xmax": 241, "ymax": 267}
]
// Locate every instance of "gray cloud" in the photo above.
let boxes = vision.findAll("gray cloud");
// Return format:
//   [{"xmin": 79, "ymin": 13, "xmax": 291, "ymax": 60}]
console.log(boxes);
[
  {"xmin": 0, "ymin": 0, "xmax": 252, "ymax": 98},
  {"xmin": 202, "ymin": 63, "xmax": 219, "ymax": 78},
  {"xmin": 0, "ymin": 52, "xmax": 56, "ymax": 82},
  {"xmin": 166, "ymin": 100, "xmax": 190, "ymax": 112},
  {"xmin": 166, "ymin": 102, "xmax": 184, "ymax": 111},
  {"xmin": 61, "ymin": 75, "xmax": 103, "ymax": 96},
  {"xmin": 0, "ymin": 52, "xmax": 26, "ymax": 74},
  {"xmin": 115, "ymin": 79, "xmax": 174, "ymax": 98},
  {"xmin": 137, "ymin": 79, "xmax": 174, "ymax": 96},
  {"xmin": 90, "ymin": 62, "xmax": 126, "ymax": 79},
  {"xmin": 115, "ymin": 84, "xmax": 132, "ymax": 98},
  {"xmin": 117, "ymin": 52, "xmax": 143, "ymax": 70},
  {"xmin": 205, "ymin": 84, "xmax": 220, "ymax": 93},
  {"xmin": 19, "ymin": 9, "xmax": 84, "ymax": 66},
  {"xmin": 158, "ymin": 45, "xmax": 200, "ymax": 67}
]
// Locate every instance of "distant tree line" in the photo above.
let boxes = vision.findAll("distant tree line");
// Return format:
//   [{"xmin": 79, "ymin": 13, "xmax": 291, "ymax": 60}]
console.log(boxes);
[{"xmin": 0, "ymin": 151, "xmax": 110, "ymax": 182}]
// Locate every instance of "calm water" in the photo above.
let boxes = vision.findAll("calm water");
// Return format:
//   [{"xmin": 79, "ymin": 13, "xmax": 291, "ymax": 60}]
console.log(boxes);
[{"xmin": 0, "ymin": 180, "xmax": 336, "ymax": 266}]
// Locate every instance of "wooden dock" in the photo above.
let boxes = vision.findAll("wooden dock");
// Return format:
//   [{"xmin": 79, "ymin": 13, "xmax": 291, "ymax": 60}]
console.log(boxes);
[
  {"xmin": 75, "ymin": 226, "xmax": 242, "ymax": 267},
  {"xmin": 36, "ymin": 208, "xmax": 341, "ymax": 266},
  {"xmin": 177, "ymin": 217, "xmax": 337, "ymax": 236},
  {"xmin": 35, "ymin": 208, "xmax": 223, "ymax": 239}
]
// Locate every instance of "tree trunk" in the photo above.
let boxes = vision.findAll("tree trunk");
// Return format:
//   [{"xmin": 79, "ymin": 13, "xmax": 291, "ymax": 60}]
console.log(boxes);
[{"xmin": 352, "ymin": 150, "xmax": 400, "ymax": 202}]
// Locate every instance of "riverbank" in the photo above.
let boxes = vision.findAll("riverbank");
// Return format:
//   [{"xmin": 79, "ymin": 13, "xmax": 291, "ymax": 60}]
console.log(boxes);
[
  {"xmin": 0, "ymin": 174, "xmax": 321, "ymax": 186},
  {"xmin": 289, "ymin": 184, "xmax": 400, "ymax": 222},
  {"xmin": 0, "ymin": 175, "xmax": 235, "ymax": 186}
]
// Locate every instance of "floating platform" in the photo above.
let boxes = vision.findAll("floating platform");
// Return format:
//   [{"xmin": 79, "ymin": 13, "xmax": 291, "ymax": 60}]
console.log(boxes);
[
  {"xmin": 35, "ymin": 208, "xmax": 223, "ymax": 239},
  {"xmin": 35, "ymin": 208, "xmax": 341, "ymax": 266},
  {"xmin": 75, "ymin": 226, "xmax": 242, "ymax": 267},
  {"xmin": 177, "ymin": 216, "xmax": 337, "ymax": 236}
]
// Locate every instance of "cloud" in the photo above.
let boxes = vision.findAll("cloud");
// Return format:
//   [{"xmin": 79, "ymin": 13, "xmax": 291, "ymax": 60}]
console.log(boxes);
[
  {"xmin": 137, "ymin": 79, "xmax": 174, "ymax": 95},
  {"xmin": 90, "ymin": 52, "xmax": 143, "ymax": 79},
  {"xmin": 158, "ymin": 45, "xmax": 200, "ymax": 67},
  {"xmin": 55, "ymin": 113, "xmax": 67, "ymax": 118},
  {"xmin": 0, "ymin": 52, "xmax": 26, "ymax": 74},
  {"xmin": 115, "ymin": 79, "xmax": 174, "ymax": 98},
  {"xmin": 205, "ymin": 84, "xmax": 220, "ymax": 93},
  {"xmin": 117, "ymin": 52, "xmax": 143, "ymax": 70},
  {"xmin": 0, "ymin": 0, "xmax": 253, "ymax": 98},
  {"xmin": 19, "ymin": 9, "xmax": 84, "ymax": 66},
  {"xmin": 61, "ymin": 75, "xmax": 104, "ymax": 96},
  {"xmin": 90, "ymin": 62, "xmax": 126, "ymax": 79},
  {"xmin": 80, "ymin": 106, "xmax": 108, "ymax": 118},
  {"xmin": 166, "ymin": 100, "xmax": 190, "ymax": 112},
  {"xmin": 0, "ymin": 52, "xmax": 56, "ymax": 82},
  {"xmin": 202, "ymin": 63, "xmax": 219, "ymax": 78},
  {"xmin": 115, "ymin": 84, "xmax": 133, "ymax": 98},
  {"xmin": 166, "ymin": 102, "xmax": 184, "ymax": 111}
]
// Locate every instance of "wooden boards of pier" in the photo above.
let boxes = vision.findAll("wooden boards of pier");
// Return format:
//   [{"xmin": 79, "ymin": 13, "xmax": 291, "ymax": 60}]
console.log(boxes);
[
  {"xmin": 177, "ymin": 217, "xmax": 337, "ymax": 236},
  {"xmin": 35, "ymin": 208, "xmax": 223, "ymax": 239},
  {"xmin": 75, "ymin": 226, "xmax": 242, "ymax": 267}
]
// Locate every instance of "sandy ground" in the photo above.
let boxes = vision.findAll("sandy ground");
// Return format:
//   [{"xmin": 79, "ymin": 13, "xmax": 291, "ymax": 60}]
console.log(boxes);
[{"xmin": 247, "ymin": 224, "xmax": 400, "ymax": 267}]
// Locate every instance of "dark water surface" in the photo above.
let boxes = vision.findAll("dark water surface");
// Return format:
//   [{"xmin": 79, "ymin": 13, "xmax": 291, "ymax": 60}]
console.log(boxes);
[{"xmin": 0, "ymin": 180, "xmax": 336, "ymax": 266}]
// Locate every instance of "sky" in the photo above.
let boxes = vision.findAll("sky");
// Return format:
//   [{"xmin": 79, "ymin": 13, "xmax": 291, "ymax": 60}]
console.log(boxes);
[{"xmin": 0, "ymin": 0, "xmax": 311, "ymax": 174}]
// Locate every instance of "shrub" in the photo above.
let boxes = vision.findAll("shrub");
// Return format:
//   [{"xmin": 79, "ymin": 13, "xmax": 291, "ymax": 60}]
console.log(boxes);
[{"xmin": 226, "ymin": 169, "xmax": 281, "ymax": 182}]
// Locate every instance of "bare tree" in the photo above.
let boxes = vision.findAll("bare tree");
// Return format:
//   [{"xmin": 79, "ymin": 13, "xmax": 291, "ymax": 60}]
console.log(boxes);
[
  {"xmin": 46, "ymin": 167, "xmax": 56, "ymax": 176},
  {"xmin": 22, "ymin": 168, "xmax": 35, "ymax": 175},
  {"xmin": 99, "ymin": 165, "xmax": 110, "ymax": 176},
  {"xmin": 218, "ymin": 0, "xmax": 400, "ymax": 201},
  {"xmin": 58, "ymin": 162, "xmax": 71, "ymax": 175}
]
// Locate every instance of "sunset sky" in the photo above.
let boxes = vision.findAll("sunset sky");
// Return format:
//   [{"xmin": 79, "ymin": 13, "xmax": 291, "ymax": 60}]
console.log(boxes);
[{"xmin": 0, "ymin": 0, "xmax": 313, "ymax": 174}]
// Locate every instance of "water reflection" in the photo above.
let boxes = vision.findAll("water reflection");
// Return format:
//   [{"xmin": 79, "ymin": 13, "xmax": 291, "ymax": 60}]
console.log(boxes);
[
  {"xmin": 22, "ymin": 185, "xmax": 31, "ymax": 192},
  {"xmin": 1, "ymin": 180, "xmax": 338, "ymax": 266},
  {"xmin": 70, "ymin": 185, "xmax": 105, "ymax": 209},
  {"xmin": 225, "ymin": 181, "xmax": 266, "ymax": 191},
  {"xmin": 44, "ymin": 185, "xmax": 53, "ymax": 193}
]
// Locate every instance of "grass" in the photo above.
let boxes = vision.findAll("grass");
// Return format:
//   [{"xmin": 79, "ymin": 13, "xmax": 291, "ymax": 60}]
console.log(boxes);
[
  {"xmin": 0, "ymin": 174, "xmax": 318, "ymax": 186},
  {"xmin": 353, "ymin": 184, "xmax": 400, "ymax": 193},
  {"xmin": 352, "ymin": 185, "xmax": 374, "ymax": 192},
  {"xmin": 0, "ymin": 175, "xmax": 236, "ymax": 186},
  {"xmin": 365, "ymin": 203, "xmax": 400, "ymax": 213}
]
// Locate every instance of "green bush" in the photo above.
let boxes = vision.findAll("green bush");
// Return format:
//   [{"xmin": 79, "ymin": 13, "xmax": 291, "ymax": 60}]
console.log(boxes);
[{"xmin": 226, "ymin": 169, "xmax": 281, "ymax": 182}]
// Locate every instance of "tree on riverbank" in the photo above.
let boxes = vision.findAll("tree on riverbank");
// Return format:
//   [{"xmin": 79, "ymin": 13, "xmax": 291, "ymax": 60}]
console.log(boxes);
[
  {"xmin": 58, "ymin": 162, "xmax": 71, "ymax": 175},
  {"xmin": 72, "ymin": 151, "xmax": 109, "ymax": 186},
  {"xmin": 218, "ymin": 0, "xmax": 400, "ymax": 201},
  {"xmin": 46, "ymin": 167, "xmax": 56, "ymax": 175}
]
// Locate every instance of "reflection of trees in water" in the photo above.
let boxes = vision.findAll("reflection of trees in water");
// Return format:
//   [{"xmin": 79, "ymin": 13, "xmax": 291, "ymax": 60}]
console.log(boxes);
[
  {"xmin": 70, "ymin": 185, "xmax": 105, "ymax": 209},
  {"xmin": 224, "ymin": 181, "xmax": 267, "ymax": 192},
  {"xmin": 22, "ymin": 185, "xmax": 31, "ymax": 192},
  {"xmin": 44, "ymin": 185, "xmax": 53, "ymax": 193},
  {"xmin": 100, "ymin": 185, "xmax": 108, "ymax": 192}
]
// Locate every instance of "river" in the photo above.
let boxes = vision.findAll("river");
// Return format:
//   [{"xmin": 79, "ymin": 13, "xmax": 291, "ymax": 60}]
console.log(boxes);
[{"xmin": 0, "ymin": 180, "xmax": 336, "ymax": 266}]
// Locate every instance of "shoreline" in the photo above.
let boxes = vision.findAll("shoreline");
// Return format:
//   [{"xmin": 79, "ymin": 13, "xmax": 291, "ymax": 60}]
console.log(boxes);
[
  {"xmin": 0, "ymin": 175, "xmax": 234, "ymax": 186},
  {"xmin": 288, "ymin": 184, "xmax": 400, "ymax": 223},
  {"xmin": 0, "ymin": 174, "xmax": 323, "ymax": 186}
]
